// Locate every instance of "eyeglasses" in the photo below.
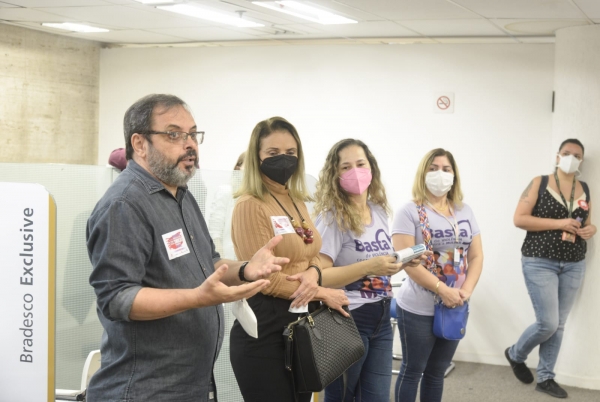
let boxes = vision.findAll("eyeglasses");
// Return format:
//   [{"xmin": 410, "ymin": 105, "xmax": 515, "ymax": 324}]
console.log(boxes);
[{"xmin": 144, "ymin": 131, "xmax": 204, "ymax": 144}]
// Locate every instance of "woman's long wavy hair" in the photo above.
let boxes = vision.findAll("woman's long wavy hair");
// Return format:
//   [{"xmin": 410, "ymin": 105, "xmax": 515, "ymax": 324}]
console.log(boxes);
[
  {"xmin": 234, "ymin": 117, "xmax": 311, "ymax": 202},
  {"xmin": 413, "ymin": 148, "xmax": 463, "ymax": 208},
  {"xmin": 313, "ymin": 139, "xmax": 391, "ymax": 235}
]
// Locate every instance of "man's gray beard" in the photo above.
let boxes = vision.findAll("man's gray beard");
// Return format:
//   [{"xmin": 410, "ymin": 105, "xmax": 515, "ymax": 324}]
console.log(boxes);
[{"xmin": 147, "ymin": 143, "xmax": 195, "ymax": 188}]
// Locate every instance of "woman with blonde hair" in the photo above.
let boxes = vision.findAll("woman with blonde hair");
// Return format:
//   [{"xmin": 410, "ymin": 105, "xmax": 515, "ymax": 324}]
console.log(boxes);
[
  {"xmin": 392, "ymin": 148, "xmax": 483, "ymax": 402},
  {"xmin": 230, "ymin": 117, "xmax": 349, "ymax": 402},
  {"xmin": 314, "ymin": 138, "xmax": 423, "ymax": 401}
]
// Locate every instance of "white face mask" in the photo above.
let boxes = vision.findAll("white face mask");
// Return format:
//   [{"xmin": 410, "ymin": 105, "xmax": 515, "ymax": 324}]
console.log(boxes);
[
  {"xmin": 425, "ymin": 170, "xmax": 454, "ymax": 197},
  {"xmin": 556, "ymin": 154, "xmax": 581, "ymax": 175}
]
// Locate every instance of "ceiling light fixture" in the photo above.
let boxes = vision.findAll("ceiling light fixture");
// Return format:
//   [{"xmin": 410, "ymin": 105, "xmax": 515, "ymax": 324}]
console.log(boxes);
[
  {"xmin": 252, "ymin": 1, "xmax": 356, "ymax": 25},
  {"xmin": 41, "ymin": 23, "xmax": 109, "ymax": 33},
  {"xmin": 158, "ymin": 4, "xmax": 264, "ymax": 27}
]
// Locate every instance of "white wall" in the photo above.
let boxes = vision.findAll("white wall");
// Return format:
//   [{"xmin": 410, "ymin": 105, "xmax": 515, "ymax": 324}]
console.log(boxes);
[
  {"xmin": 551, "ymin": 25, "xmax": 600, "ymax": 389},
  {"xmin": 96, "ymin": 43, "xmax": 597, "ymax": 385}
]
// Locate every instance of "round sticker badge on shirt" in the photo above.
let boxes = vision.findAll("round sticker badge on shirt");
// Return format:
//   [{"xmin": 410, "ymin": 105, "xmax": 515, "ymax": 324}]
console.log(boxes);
[{"xmin": 578, "ymin": 200, "xmax": 589, "ymax": 211}]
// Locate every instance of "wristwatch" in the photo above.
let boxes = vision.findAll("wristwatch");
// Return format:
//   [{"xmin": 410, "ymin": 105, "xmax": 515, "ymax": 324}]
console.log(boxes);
[{"xmin": 238, "ymin": 261, "xmax": 254, "ymax": 282}]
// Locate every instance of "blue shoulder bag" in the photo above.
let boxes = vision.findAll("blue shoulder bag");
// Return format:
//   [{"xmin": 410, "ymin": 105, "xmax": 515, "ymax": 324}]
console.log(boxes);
[{"xmin": 417, "ymin": 204, "xmax": 470, "ymax": 341}]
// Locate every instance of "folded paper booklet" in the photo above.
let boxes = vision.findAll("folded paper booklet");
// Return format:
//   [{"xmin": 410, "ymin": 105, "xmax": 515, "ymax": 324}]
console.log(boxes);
[
  {"xmin": 392, "ymin": 244, "xmax": 426, "ymax": 264},
  {"xmin": 232, "ymin": 298, "xmax": 258, "ymax": 338}
]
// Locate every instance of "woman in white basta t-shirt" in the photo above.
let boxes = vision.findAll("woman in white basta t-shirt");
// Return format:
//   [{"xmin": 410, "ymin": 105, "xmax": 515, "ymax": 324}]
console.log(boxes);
[
  {"xmin": 313, "ymin": 139, "xmax": 424, "ymax": 402},
  {"xmin": 392, "ymin": 148, "xmax": 484, "ymax": 402}
]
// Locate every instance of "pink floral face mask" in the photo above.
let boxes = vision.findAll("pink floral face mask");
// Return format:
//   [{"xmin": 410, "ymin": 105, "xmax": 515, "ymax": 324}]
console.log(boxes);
[{"xmin": 339, "ymin": 167, "xmax": 372, "ymax": 195}]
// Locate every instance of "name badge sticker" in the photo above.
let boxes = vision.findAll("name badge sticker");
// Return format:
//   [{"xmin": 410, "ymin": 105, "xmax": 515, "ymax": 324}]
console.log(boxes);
[
  {"xmin": 578, "ymin": 200, "xmax": 589, "ymax": 211},
  {"xmin": 271, "ymin": 216, "xmax": 296, "ymax": 235},
  {"xmin": 162, "ymin": 228, "xmax": 191, "ymax": 260}
]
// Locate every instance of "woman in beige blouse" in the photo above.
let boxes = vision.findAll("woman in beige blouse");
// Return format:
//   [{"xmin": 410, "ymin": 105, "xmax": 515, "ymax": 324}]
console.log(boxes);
[{"xmin": 230, "ymin": 116, "xmax": 348, "ymax": 402}]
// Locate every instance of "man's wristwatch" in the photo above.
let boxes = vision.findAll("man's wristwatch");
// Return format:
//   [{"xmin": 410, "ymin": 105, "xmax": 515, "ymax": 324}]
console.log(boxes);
[{"xmin": 238, "ymin": 261, "xmax": 254, "ymax": 282}]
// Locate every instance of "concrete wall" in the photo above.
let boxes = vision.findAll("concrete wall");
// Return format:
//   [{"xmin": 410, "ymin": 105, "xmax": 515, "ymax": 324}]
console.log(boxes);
[{"xmin": 0, "ymin": 23, "xmax": 100, "ymax": 165}]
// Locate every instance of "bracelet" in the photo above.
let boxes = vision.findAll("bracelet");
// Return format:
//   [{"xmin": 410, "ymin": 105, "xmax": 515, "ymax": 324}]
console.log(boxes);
[
  {"xmin": 435, "ymin": 280, "xmax": 441, "ymax": 294},
  {"xmin": 309, "ymin": 265, "xmax": 322, "ymax": 286},
  {"xmin": 238, "ymin": 261, "xmax": 253, "ymax": 283}
]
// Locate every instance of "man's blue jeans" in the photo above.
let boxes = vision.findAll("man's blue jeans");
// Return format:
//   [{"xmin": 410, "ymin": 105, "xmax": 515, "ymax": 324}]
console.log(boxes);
[
  {"xmin": 325, "ymin": 299, "xmax": 393, "ymax": 402},
  {"xmin": 509, "ymin": 256, "xmax": 585, "ymax": 382},
  {"xmin": 394, "ymin": 305, "xmax": 459, "ymax": 402}
]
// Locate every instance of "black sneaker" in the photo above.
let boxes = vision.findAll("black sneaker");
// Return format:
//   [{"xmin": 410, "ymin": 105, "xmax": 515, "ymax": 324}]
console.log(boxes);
[
  {"xmin": 536, "ymin": 379, "xmax": 568, "ymax": 398},
  {"xmin": 505, "ymin": 347, "xmax": 534, "ymax": 384}
]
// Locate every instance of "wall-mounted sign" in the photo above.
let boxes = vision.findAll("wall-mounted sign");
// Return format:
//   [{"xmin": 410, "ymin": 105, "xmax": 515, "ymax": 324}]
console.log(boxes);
[
  {"xmin": 434, "ymin": 92, "xmax": 455, "ymax": 114},
  {"xmin": 0, "ymin": 183, "xmax": 56, "ymax": 401}
]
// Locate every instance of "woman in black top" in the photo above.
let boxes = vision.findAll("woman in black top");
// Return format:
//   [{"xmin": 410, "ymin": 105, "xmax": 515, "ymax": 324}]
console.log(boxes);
[{"xmin": 505, "ymin": 139, "xmax": 596, "ymax": 398}]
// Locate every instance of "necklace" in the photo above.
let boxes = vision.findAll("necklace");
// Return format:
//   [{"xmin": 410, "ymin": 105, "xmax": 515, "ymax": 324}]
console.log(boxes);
[
  {"xmin": 270, "ymin": 193, "xmax": 314, "ymax": 244},
  {"xmin": 428, "ymin": 198, "xmax": 449, "ymax": 212},
  {"xmin": 427, "ymin": 201, "xmax": 459, "ymax": 243}
]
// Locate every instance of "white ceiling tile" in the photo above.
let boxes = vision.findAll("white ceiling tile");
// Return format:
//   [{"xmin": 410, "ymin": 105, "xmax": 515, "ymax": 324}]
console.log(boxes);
[
  {"xmin": 2, "ymin": 20, "xmax": 107, "ymax": 41},
  {"xmin": 133, "ymin": 0, "xmax": 303, "ymax": 26},
  {"xmin": 148, "ymin": 26, "xmax": 262, "ymax": 41},
  {"xmin": 203, "ymin": 0, "xmax": 306, "ymax": 25},
  {"xmin": 282, "ymin": 20, "xmax": 420, "ymax": 38},
  {"xmin": 2, "ymin": 0, "xmax": 111, "ymax": 6},
  {"xmin": 452, "ymin": 0, "xmax": 584, "ymax": 19},
  {"xmin": 264, "ymin": 23, "xmax": 326, "ymax": 35},
  {"xmin": 35, "ymin": 5, "xmax": 210, "ymax": 29},
  {"xmin": 71, "ymin": 29, "xmax": 188, "ymax": 43},
  {"xmin": 221, "ymin": 0, "xmax": 371, "ymax": 24},
  {"xmin": 573, "ymin": 0, "xmax": 600, "ymax": 18},
  {"xmin": 332, "ymin": 0, "xmax": 477, "ymax": 20},
  {"xmin": 231, "ymin": 25, "xmax": 312, "ymax": 37},
  {"xmin": 358, "ymin": 37, "xmax": 437, "ymax": 44},
  {"xmin": 290, "ymin": 0, "xmax": 380, "ymax": 21},
  {"xmin": 399, "ymin": 19, "xmax": 505, "ymax": 36},
  {"xmin": 250, "ymin": 0, "xmax": 369, "ymax": 22},
  {"xmin": 282, "ymin": 38, "xmax": 364, "ymax": 45},
  {"xmin": 491, "ymin": 19, "xmax": 591, "ymax": 35},
  {"xmin": 224, "ymin": 3, "xmax": 350, "ymax": 25},
  {"xmin": 0, "ymin": 7, "xmax": 78, "ymax": 22},
  {"xmin": 3, "ymin": 0, "xmax": 593, "ymax": 45}
]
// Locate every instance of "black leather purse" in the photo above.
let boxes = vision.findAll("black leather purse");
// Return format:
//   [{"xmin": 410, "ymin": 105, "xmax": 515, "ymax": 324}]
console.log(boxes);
[{"xmin": 283, "ymin": 305, "xmax": 365, "ymax": 394}]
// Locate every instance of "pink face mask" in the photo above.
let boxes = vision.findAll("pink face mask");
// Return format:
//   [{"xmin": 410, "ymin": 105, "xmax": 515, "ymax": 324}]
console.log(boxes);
[{"xmin": 339, "ymin": 167, "xmax": 372, "ymax": 195}]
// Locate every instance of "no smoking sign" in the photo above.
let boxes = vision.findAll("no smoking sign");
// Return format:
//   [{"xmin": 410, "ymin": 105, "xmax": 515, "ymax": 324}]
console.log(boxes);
[{"xmin": 434, "ymin": 92, "xmax": 455, "ymax": 113}]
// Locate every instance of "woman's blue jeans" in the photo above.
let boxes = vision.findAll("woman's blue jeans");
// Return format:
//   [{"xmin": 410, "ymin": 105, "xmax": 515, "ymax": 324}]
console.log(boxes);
[
  {"xmin": 508, "ymin": 256, "xmax": 585, "ymax": 382},
  {"xmin": 325, "ymin": 299, "xmax": 393, "ymax": 402},
  {"xmin": 394, "ymin": 306, "xmax": 459, "ymax": 402}
]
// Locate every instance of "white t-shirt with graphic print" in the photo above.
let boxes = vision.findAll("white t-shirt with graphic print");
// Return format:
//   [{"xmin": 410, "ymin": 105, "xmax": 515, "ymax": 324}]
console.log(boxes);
[
  {"xmin": 316, "ymin": 202, "xmax": 393, "ymax": 311},
  {"xmin": 391, "ymin": 201, "xmax": 480, "ymax": 316}
]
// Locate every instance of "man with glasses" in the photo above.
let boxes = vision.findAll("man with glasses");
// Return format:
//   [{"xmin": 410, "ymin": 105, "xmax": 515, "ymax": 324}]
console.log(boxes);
[{"xmin": 86, "ymin": 94, "xmax": 287, "ymax": 401}]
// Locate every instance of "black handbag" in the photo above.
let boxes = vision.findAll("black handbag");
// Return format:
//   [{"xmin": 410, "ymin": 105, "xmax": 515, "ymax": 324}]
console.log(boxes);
[{"xmin": 283, "ymin": 305, "xmax": 365, "ymax": 394}]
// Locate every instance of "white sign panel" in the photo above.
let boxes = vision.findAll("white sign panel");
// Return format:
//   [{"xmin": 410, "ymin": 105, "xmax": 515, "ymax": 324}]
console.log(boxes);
[
  {"xmin": 0, "ymin": 183, "xmax": 56, "ymax": 401},
  {"xmin": 434, "ymin": 92, "xmax": 455, "ymax": 113}
]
